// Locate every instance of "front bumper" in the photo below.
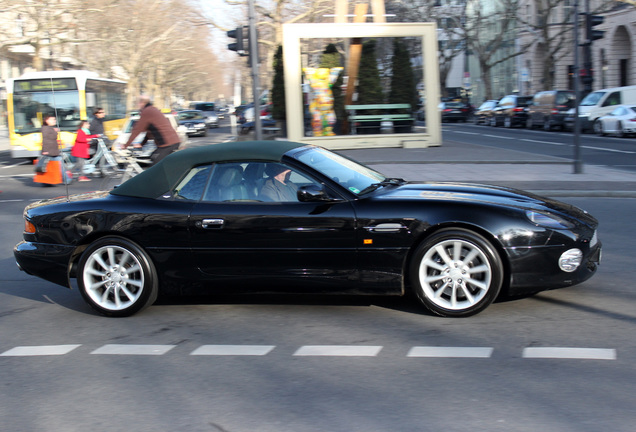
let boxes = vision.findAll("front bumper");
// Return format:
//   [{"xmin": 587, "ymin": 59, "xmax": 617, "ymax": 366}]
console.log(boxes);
[
  {"xmin": 14, "ymin": 241, "xmax": 74, "ymax": 288},
  {"xmin": 505, "ymin": 241, "xmax": 601, "ymax": 296}
]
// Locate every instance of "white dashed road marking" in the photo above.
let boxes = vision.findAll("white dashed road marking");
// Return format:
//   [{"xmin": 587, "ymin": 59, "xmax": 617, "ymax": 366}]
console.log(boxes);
[
  {"xmin": 0, "ymin": 344, "xmax": 619, "ymax": 359},
  {"xmin": 407, "ymin": 346, "xmax": 493, "ymax": 358},
  {"xmin": 0, "ymin": 344, "xmax": 81, "ymax": 356},
  {"xmin": 522, "ymin": 347, "xmax": 616, "ymax": 360},
  {"xmin": 293, "ymin": 345, "xmax": 383, "ymax": 357},
  {"xmin": 90, "ymin": 344, "xmax": 175, "ymax": 355},
  {"xmin": 191, "ymin": 345, "xmax": 275, "ymax": 356}
]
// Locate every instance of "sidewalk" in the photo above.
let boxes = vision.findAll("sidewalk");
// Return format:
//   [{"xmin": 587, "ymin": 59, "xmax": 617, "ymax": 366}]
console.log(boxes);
[
  {"xmin": 338, "ymin": 140, "xmax": 636, "ymax": 197},
  {"xmin": 3, "ymin": 126, "xmax": 636, "ymax": 197}
]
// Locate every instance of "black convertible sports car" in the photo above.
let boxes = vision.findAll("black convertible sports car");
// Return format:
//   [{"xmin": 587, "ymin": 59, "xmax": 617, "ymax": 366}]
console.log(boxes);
[{"xmin": 15, "ymin": 141, "xmax": 601, "ymax": 318}]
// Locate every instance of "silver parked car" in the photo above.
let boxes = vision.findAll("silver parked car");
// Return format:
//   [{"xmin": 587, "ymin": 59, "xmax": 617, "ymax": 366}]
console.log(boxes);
[{"xmin": 593, "ymin": 105, "xmax": 636, "ymax": 137}]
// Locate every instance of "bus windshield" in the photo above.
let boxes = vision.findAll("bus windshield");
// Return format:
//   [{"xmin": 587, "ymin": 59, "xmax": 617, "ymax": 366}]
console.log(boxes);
[{"xmin": 13, "ymin": 90, "xmax": 81, "ymax": 134}]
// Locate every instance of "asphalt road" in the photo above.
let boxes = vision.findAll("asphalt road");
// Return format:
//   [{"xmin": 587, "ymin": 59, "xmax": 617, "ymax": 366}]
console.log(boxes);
[
  {"xmin": 1, "ymin": 124, "xmax": 636, "ymax": 431},
  {"xmin": 441, "ymin": 121, "xmax": 636, "ymax": 172}
]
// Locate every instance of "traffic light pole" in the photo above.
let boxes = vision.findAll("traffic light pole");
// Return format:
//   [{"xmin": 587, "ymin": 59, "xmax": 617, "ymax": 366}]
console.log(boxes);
[
  {"xmin": 582, "ymin": 0, "xmax": 592, "ymax": 95},
  {"xmin": 248, "ymin": 0, "xmax": 262, "ymax": 141},
  {"xmin": 573, "ymin": 0, "xmax": 583, "ymax": 174}
]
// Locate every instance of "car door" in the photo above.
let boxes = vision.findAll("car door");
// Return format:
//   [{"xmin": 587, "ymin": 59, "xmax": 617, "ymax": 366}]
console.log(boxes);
[{"xmin": 188, "ymin": 162, "xmax": 359, "ymax": 291}]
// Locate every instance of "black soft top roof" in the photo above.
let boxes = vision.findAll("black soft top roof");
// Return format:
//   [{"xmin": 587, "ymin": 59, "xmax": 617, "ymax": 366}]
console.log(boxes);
[{"xmin": 110, "ymin": 140, "xmax": 305, "ymax": 198}]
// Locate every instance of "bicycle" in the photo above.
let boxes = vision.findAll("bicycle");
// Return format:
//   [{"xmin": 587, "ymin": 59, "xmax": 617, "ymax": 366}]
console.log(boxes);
[
  {"xmin": 100, "ymin": 148, "xmax": 151, "ymax": 190},
  {"xmin": 84, "ymin": 138, "xmax": 119, "ymax": 177}
]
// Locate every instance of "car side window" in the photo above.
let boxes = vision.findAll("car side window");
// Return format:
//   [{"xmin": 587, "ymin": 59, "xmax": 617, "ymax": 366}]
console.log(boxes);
[
  {"xmin": 257, "ymin": 163, "xmax": 320, "ymax": 203},
  {"xmin": 173, "ymin": 165, "xmax": 212, "ymax": 201},
  {"xmin": 603, "ymin": 92, "xmax": 621, "ymax": 107}
]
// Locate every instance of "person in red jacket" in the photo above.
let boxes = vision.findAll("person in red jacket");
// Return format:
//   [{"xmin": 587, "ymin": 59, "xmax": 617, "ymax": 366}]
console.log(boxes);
[
  {"xmin": 123, "ymin": 95, "xmax": 181, "ymax": 165},
  {"xmin": 71, "ymin": 120, "xmax": 100, "ymax": 181}
]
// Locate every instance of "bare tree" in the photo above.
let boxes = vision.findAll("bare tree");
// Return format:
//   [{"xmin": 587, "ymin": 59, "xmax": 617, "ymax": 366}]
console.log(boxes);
[
  {"xmin": 77, "ymin": 0, "xmax": 224, "ymax": 108},
  {"xmin": 386, "ymin": 0, "xmax": 468, "ymax": 98},
  {"xmin": 517, "ymin": 0, "xmax": 616, "ymax": 90},
  {"xmin": 465, "ymin": 0, "xmax": 529, "ymax": 100},
  {"xmin": 0, "ymin": 0, "xmax": 103, "ymax": 70}
]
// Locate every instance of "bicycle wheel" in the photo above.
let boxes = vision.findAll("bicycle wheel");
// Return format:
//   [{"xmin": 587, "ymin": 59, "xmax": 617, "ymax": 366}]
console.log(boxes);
[{"xmin": 100, "ymin": 169, "xmax": 130, "ymax": 190}]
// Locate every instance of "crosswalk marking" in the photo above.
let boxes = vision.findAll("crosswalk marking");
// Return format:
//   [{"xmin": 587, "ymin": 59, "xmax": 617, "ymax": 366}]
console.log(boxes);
[
  {"xmin": 90, "ymin": 344, "xmax": 175, "ymax": 355},
  {"xmin": 293, "ymin": 345, "xmax": 382, "ymax": 357},
  {"xmin": 0, "ymin": 344, "xmax": 619, "ymax": 359},
  {"xmin": 407, "ymin": 346, "xmax": 493, "ymax": 358},
  {"xmin": 522, "ymin": 347, "xmax": 616, "ymax": 360},
  {"xmin": 191, "ymin": 345, "xmax": 275, "ymax": 356},
  {"xmin": 0, "ymin": 344, "xmax": 81, "ymax": 356}
]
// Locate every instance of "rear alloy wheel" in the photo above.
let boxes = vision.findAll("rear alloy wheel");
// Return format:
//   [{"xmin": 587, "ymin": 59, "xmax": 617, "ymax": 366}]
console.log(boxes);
[
  {"xmin": 411, "ymin": 229, "xmax": 503, "ymax": 317},
  {"xmin": 617, "ymin": 122, "xmax": 625, "ymax": 138},
  {"xmin": 78, "ymin": 237, "xmax": 158, "ymax": 317},
  {"xmin": 504, "ymin": 117, "xmax": 512, "ymax": 128}
]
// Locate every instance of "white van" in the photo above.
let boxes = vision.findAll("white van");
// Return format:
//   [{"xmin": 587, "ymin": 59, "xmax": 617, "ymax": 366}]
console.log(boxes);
[{"xmin": 578, "ymin": 85, "xmax": 636, "ymax": 131}]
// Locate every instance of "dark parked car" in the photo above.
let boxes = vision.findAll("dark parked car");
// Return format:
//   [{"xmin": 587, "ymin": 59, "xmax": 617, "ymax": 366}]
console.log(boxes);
[
  {"xmin": 490, "ymin": 95, "xmax": 533, "ymax": 128},
  {"xmin": 438, "ymin": 101, "xmax": 470, "ymax": 122},
  {"xmin": 526, "ymin": 90, "xmax": 575, "ymax": 131},
  {"xmin": 177, "ymin": 110, "xmax": 207, "ymax": 137},
  {"xmin": 15, "ymin": 141, "xmax": 601, "ymax": 318},
  {"xmin": 190, "ymin": 102, "xmax": 219, "ymax": 128},
  {"xmin": 473, "ymin": 100, "xmax": 499, "ymax": 125}
]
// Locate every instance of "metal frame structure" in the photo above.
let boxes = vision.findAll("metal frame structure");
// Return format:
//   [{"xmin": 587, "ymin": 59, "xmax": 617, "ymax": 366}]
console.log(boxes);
[{"xmin": 282, "ymin": 22, "xmax": 441, "ymax": 149}]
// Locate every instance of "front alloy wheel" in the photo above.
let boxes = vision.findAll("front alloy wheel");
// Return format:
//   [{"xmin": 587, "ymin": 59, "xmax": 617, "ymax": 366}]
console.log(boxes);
[
  {"xmin": 411, "ymin": 229, "xmax": 503, "ymax": 317},
  {"xmin": 593, "ymin": 120, "xmax": 605, "ymax": 136},
  {"xmin": 78, "ymin": 237, "xmax": 158, "ymax": 317}
]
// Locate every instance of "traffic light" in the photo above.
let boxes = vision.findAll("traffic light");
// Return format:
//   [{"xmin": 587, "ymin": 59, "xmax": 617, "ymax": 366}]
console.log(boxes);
[
  {"xmin": 227, "ymin": 26, "xmax": 248, "ymax": 56},
  {"xmin": 586, "ymin": 14, "xmax": 604, "ymax": 42}
]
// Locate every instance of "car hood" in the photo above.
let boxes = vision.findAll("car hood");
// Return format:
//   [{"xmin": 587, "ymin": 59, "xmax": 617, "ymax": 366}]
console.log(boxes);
[
  {"xmin": 377, "ymin": 181, "xmax": 597, "ymax": 224},
  {"xmin": 25, "ymin": 191, "xmax": 111, "ymax": 210}
]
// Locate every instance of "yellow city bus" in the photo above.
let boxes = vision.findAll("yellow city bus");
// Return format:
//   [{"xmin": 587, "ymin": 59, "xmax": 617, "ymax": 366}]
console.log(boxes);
[{"xmin": 6, "ymin": 70, "xmax": 127, "ymax": 158}]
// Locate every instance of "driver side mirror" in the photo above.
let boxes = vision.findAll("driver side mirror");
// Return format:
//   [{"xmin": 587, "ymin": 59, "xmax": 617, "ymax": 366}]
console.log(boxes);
[{"xmin": 297, "ymin": 184, "xmax": 339, "ymax": 202}]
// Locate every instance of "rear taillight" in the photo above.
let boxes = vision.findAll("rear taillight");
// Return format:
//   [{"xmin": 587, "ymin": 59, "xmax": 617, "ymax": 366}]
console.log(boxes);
[
  {"xmin": 629, "ymin": 118, "xmax": 636, "ymax": 122},
  {"xmin": 513, "ymin": 108, "xmax": 524, "ymax": 112}
]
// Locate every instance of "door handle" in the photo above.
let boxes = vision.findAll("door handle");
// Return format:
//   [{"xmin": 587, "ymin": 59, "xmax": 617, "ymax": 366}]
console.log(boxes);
[{"xmin": 200, "ymin": 218, "xmax": 224, "ymax": 229}]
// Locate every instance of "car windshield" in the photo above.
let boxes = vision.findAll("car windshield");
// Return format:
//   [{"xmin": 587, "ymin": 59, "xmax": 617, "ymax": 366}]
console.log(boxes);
[
  {"xmin": 179, "ymin": 111, "xmax": 204, "ymax": 120},
  {"xmin": 580, "ymin": 91, "xmax": 605, "ymax": 106},
  {"xmin": 293, "ymin": 147, "xmax": 386, "ymax": 195}
]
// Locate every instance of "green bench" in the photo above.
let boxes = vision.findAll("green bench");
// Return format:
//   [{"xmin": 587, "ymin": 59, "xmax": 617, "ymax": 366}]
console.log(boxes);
[{"xmin": 346, "ymin": 103, "xmax": 414, "ymax": 134}]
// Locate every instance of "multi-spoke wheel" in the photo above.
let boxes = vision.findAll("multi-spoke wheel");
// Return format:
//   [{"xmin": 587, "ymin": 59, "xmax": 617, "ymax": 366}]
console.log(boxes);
[
  {"xmin": 411, "ymin": 229, "xmax": 504, "ymax": 317},
  {"xmin": 77, "ymin": 237, "xmax": 158, "ymax": 317}
]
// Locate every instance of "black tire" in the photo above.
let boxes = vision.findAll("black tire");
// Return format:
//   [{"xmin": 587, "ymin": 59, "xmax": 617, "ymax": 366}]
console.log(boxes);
[
  {"xmin": 593, "ymin": 120, "xmax": 605, "ymax": 136},
  {"xmin": 410, "ymin": 229, "xmax": 504, "ymax": 317},
  {"xmin": 77, "ymin": 237, "xmax": 158, "ymax": 317},
  {"xmin": 543, "ymin": 117, "xmax": 551, "ymax": 131},
  {"xmin": 617, "ymin": 122, "xmax": 625, "ymax": 138},
  {"xmin": 504, "ymin": 117, "xmax": 512, "ymax": 128}
]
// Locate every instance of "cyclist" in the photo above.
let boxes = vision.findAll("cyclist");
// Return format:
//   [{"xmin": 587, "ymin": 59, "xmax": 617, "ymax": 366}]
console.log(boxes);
[{"xmin": 122, "ymin": 95, "xmax": 180, "ymax": 165}]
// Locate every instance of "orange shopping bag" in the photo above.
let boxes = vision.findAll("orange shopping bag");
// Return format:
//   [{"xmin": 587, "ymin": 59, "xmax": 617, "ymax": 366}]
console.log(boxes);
[{"xmin": 34, "ymin": 159, "xmax": 63, "ymax": 185}]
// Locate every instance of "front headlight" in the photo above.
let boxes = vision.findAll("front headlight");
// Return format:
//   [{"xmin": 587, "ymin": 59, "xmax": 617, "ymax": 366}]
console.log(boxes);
[
  {"xmin": 526, "ymin": 210, "xmax": 575, "ymax": 229},
  {"xmin": 196, "ymin": 123, "xmax": 206, "ymax": 128}
]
